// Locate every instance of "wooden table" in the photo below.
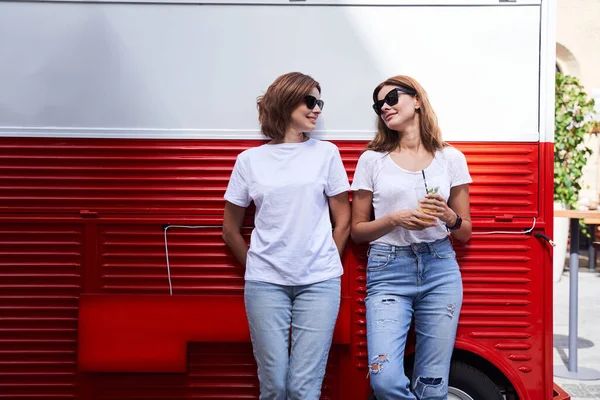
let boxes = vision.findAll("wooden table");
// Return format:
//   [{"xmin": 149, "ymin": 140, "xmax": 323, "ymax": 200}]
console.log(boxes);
[
  {"xmin": 553, "ymin": 209, "xmax": 600, "ymax": 379},
  {"xmin": 555, "ymin": 209, "xmax": 600, "ymax": 271},
  {"xmin": 554, "ymin": 209, "xmax": 600, "ymax": 219}
]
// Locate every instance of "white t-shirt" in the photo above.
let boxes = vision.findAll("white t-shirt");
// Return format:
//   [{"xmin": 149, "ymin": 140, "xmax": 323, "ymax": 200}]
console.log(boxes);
[
  {"xmin": 224, "ymin": 138, "xmax": 350, "ymax": 286},
  {"xmin": 351, "ymin": 146, "xmax": 472, "ymax": 246}
]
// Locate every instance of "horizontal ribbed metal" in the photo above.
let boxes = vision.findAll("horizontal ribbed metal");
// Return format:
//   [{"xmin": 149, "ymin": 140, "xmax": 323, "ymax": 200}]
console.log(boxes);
[
  {"xmin": 0, "ymin": 139, "xmax": 538, "ymax": 217},
  {"xmin": 99, "ymin": 224, "xmax": 246, "ymax": 295},
  {"xmin": 0, "ymin": 224, "xmax": 81, "ymax": 399},
  {"xmin": 0, "ymin": 138, "xmax": 546, "ymax": 398},
  {"xmin": 455, "ymin": 232, "xmax": 541, "ymax": 379}
]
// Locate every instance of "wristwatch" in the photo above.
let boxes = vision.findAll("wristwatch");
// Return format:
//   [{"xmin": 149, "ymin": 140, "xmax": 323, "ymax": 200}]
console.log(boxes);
[{"xmin": 446, "ymin": 213, "xmax": 462, "ymax": 231}]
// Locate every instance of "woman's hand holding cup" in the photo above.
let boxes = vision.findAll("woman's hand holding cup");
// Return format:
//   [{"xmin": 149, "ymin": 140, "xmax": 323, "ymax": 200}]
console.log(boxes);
[
  {"xmin": 419, "ymin": 193, "xmax": 455, "ymax": 226},
  {"xmin": 387, "ymin": 209, "xmax": 438, "ymax": 231}
]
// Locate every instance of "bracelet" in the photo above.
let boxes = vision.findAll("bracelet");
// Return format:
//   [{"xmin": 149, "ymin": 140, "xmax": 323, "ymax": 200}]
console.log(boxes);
[{"xmin": 446, "ymin": 213, "xmax": 462, "ymax": 231}]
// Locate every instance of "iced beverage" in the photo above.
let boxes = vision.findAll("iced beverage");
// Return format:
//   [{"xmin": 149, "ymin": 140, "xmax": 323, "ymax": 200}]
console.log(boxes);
[{"xmin": 414, "ymin": 185, "xmax": 439, "ymax": 222}]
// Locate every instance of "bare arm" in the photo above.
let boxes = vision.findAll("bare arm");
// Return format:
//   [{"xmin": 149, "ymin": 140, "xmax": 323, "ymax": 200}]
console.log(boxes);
[
  {"xmin": 351, "ymin": 190, "xmax": 438, "ymax": 244},
  {"xmin": 351, "ymin": 190, "xmax": 394, "ymax": 244},
  {"xmin": 447, "ymin": 184, "xmax": 472, "ymax": 243},
  {"xmin": 328, "ymin": 191, "xmax": 351, "ymax": 256},
  {"xmin": 222, "ymin": 201, "xmax": 248, "ymax": 267}
]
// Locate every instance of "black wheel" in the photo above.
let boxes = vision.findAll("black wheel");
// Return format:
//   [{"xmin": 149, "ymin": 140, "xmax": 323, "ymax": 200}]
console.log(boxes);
[
  {"xmin": 370, "ymin": 360, "xmax": 504, "ymax": 400},
  {"xmin": 447, "ymin": 360, "xmax": 504, "ymax": 400}
]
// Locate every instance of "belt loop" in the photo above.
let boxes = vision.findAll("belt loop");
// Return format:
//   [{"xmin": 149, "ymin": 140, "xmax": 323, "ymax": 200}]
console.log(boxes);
[{"xmin": 427, "ymin": 242, "xmax": 434, "ymax": 253}]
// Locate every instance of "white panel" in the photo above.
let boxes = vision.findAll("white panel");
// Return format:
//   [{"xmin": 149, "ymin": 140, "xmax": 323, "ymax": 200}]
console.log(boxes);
[
  {"xmin": 539, "ymin": 0, "xmax": 557, "ymax": 143},
  {"xmin": 36, "ymin": 0, "xmax": 543, "ymax": 4},
  {"xmin": 0, "ymin": 2, "xmax": 540, "ymax": 141}
]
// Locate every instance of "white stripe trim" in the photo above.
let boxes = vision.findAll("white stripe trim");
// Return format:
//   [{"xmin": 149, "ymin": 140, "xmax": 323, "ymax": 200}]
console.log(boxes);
[
  {"xmin": 26, "ymin": 1, "xmax": 543, "ymax": 6},
  {"xmin": 0, "ymin": 127, "xmax": 544, "ymax": 142}
]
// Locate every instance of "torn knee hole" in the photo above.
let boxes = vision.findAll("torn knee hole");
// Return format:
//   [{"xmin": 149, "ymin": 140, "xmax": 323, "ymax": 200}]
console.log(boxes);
[
  {"xmin": 447, "ymin": 303, "xmax": 456, "ymax": 318},
  {"xmin": 368, "ymin": 355, "xmax": 388, "ymax": 374},
  {"xmin": 414, "ymin": 376, "xmax": 445, "ymax": 398},
  {"xmin": 418, "ymin": 377, "xmax": 443, "ymax": 385}
]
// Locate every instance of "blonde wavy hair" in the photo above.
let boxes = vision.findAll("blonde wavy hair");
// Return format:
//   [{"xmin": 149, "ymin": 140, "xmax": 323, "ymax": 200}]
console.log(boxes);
[{"xmin": 368, "ymin": 75, "xmax": 446, "ymax": 153}]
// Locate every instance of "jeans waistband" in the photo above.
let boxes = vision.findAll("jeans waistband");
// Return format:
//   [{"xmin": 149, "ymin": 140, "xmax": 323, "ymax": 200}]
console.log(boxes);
[{"xmin": 368, "ymin": 237, "xmax": 451, "ymax": 255}]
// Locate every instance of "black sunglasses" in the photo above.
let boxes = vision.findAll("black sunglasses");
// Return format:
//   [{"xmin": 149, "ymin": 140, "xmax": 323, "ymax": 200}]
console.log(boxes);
[
  {"xmin": 305, "ymin": 95, "xmax": 324, "ymax": 110},
  {"xmin": 372, "ymin": 87, "xmax": 416, "ymax": 115}
]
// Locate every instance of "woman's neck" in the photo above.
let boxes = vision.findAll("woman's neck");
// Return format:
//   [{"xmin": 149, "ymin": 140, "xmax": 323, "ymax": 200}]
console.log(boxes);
[
  {"xmin": 272, "ymin": 127, "xmax": 306, "ymax": 144},
  {"xmin": 397, "ymin": 125, "xmax": 423, "ymax": 153}
]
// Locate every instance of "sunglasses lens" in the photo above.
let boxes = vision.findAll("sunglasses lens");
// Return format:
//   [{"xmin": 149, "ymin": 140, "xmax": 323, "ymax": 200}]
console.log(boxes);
[
  {"xmin": 385, "ymin": 89, "xmax": 399, "ymax": 107},
  {"xmin": 373, "ymin": 100, "xmax": 385, "ymax": 115},
  {"xmin": 373, "ymin": 88, "xmax": 415, "ymax": 115},
  {"xmin": 304, "ymin": 95, "xmax": 325, "ymax": 110},
  {"xmin": 305, "ymin": 96, "xmax": 324, "ymax": 110}
]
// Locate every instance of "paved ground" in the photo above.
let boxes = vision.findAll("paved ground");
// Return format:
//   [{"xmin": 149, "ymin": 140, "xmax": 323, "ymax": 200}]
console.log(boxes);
[{"xmin": 553, "ymin": 259, "xmax": 600, "ymax": 399}]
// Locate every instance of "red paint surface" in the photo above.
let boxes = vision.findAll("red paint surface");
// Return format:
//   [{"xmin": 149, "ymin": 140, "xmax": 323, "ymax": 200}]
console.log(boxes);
[
  {"xmin": 78, "ymin": 294, "xmax": 351, "ymax": 373},
  {"xmin": 0, "ymin": 138, "xmax": 565, "ymax": 399}
]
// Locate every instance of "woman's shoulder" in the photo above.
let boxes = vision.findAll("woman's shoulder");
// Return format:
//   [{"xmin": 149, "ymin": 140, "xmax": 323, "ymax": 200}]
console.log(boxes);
[
  {"xmin": 358, "ymin": 149, "xmax": 387, "ymax": 162},
  {"xmin": 311, "ymin": 138, "xmax": 338, "ymax": 151},
  {"xmin": 235, "ymin": 145, "xmax": 269, "ymax": 165},
  {"xmin": 439, "ymin": 145, "xmax": 467, "ymax": 162},
  {"xmin": 237, "ymin": 146, "xmax": 259, "ymax": 159}
]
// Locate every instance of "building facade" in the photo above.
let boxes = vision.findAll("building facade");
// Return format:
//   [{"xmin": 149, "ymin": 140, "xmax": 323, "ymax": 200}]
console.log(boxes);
[{"xmin": 556, "ymin": 0, "xmax": 600, "ymax": 205}]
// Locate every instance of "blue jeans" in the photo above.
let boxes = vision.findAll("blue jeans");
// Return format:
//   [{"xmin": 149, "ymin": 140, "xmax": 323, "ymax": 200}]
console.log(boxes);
[
  {"xmin": 366, "ymin": 238, "xmax": 462, "ymax": 400},
  {"xmin": 244, "ymin": 277, "xmax": 341, "ymax": 400}
]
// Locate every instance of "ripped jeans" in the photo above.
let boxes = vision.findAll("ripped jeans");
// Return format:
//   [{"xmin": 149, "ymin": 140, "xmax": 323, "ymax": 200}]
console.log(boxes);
[
  {"xmin": 365, "ymin": 238, "xmax": 462, "ymax": 400},
  {"xmin": 244, "ymin": 277, "xmax": 341, "ymax": 400}
]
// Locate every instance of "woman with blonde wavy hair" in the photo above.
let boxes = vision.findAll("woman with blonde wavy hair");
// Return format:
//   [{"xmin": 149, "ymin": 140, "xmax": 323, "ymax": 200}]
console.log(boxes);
[{"xmin": 351, "ymin": 75, "xmax": 472, "ymax": 400}]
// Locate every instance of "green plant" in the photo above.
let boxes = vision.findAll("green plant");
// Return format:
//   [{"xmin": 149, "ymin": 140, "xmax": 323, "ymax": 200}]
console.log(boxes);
[{"xmin": 554, "ymin": 72, "xmax": 596, "ymax": 209}]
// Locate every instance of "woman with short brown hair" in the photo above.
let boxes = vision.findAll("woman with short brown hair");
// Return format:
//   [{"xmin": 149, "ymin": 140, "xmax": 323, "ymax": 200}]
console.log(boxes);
[{"xmin": 223, "ymin": 72, "xmax": 351, "ymax": 400}]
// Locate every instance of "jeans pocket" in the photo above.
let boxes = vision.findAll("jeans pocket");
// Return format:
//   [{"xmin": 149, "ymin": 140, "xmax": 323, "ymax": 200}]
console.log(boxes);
[
  {"xmin": 433, "ymin": 247, "xmax": 456, "ymax": 259},
  {"xmin": 433, "ymin": 245, "xmax": 456, "ymax": 260},
  {"xmin": 367, "ymin": 252, "xmax": 392, "ymax": 271}
]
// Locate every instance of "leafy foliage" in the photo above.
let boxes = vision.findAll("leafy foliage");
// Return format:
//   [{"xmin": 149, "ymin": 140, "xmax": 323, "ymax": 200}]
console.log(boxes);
[{"xmin": 554, "ymin": 72, "xmax": 596, "ymax": 209}]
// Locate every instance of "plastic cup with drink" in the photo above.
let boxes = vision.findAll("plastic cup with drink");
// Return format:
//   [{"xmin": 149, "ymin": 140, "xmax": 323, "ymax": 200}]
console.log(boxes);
[{"xmin": 414, "ymin": 171, "xmax": 439, "ymax": 223}]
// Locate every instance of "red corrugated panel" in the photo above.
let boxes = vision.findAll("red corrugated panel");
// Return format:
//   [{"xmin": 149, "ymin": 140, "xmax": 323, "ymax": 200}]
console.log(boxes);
[
  {"xmin": 187, "ymin": 343, "xmax": 259, "ymax": 399},
  {"xmin": 88, "ymin": 342, "xmax": 338, "ymax": 399},
  {"xmin": 88, "ymin": 372, "xmax": 187, "ymax": 399},
  {"xmin": 0, "ymin": 223, "xmax": 82, "ymax": 399},
  {"xmin": 97, "ymin": 223, "xmax": 248, "ymax": 295},
  {"xmin": 339, "ymin": 142, "xmax": 539, "ymax": 218},
  {"xmin": 349, "ymin": 226, "xmax": 546, "ymax": 399},
  {"xmin": 186, "ymin": 344, "xmax": 339, "ymax": 400},
  {"xmin": 0, "ymin": 139, "xmax": 250, "ymax": 215},
  {"xmin": 459, "ymin": 144, "xmax": 538, "ymax": 217},
  {"xmin": 0, "ymin": 138, "xmax": 546, "ymax": 399},
  {"xmin": 455, "ymin": 230, "xmax": 545, "ymax": 400},
  {"xmin": 0, "ymin": 139, "xmax": 538, "ymax": 217}
]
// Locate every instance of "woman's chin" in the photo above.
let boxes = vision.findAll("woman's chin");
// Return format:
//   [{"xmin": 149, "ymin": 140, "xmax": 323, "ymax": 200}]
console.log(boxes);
[
  {"xmin": 385, "ymin": 119, "xmax": 407, "ymax": 131},
  {"xmin": 385, "ymin": 122, "xmax": 401, "ymax": 131},
  {"xmin": 303, "ymin": 124, "xmax": 316, "ymax": 133}
]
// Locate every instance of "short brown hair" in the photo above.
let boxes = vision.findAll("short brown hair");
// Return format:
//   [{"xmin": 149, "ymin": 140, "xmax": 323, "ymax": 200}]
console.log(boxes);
[
  {"xmin": 257, "ymin": 72, "xmax": 321, "ymax": 140},
  {"xmin": 368, "ymin": 75, "xmax": 446, "ymax": 153}
]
